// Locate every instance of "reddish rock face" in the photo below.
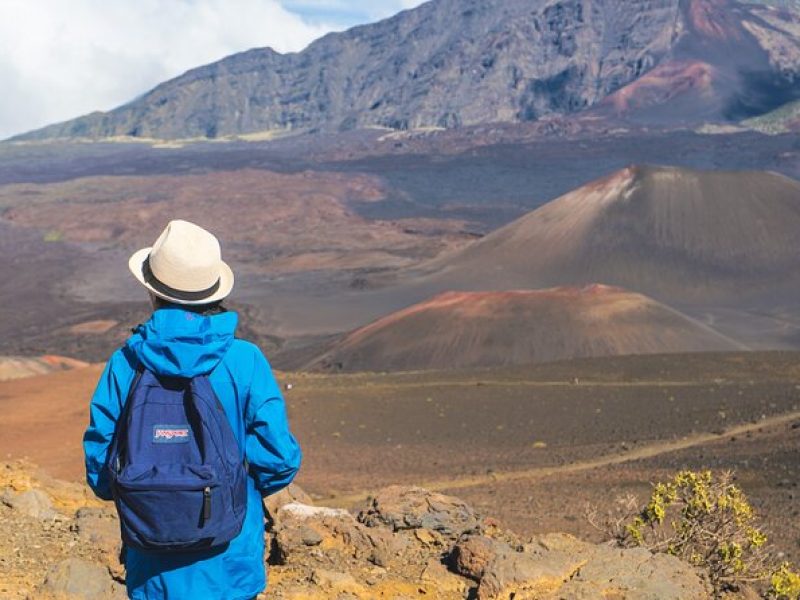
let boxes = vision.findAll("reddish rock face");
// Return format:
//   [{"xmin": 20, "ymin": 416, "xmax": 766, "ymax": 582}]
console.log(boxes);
[
  {"xmin": 687, "ymin": 0, "xmax": 744, "ymax": 42},
  {"xmin": 603, "ymin": 60, "xmax": 717, "ymax": 114}
]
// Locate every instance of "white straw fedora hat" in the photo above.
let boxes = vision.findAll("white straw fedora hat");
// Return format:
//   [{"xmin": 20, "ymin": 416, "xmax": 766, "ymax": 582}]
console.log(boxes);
[{"xmin": 128, "ymin": 220, "xmax": 234, "ymax": 305}]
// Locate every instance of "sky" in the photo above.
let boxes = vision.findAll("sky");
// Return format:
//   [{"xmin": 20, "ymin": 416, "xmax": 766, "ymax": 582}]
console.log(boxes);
[{"xmin": 0, "ymin": 0, "xmax": 425, "ymax": 140}]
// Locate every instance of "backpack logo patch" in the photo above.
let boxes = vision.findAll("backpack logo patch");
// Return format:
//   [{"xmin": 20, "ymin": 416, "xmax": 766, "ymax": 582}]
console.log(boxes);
[{"xmin": 153, "ymin": 424, "xmax": 191, "ymax": 443}]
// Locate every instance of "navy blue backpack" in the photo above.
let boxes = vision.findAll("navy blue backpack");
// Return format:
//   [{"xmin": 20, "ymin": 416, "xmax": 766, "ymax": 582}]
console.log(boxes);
[{"xmin": 107, "ymin": 368, "xmax": 248, "ymax": 553}]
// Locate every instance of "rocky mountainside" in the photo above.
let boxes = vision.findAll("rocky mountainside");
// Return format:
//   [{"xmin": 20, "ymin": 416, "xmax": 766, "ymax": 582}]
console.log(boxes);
[
  {"xmin": 305, "ymin": 286, "xmax": 743, "ymax": 372},
  {"xmin": 13, "ymin": 0, "xmax": 800, "ymax": 141},
  {"xmin": 0, "ymin": 461, "xmax": 713, "ymax": 599}
]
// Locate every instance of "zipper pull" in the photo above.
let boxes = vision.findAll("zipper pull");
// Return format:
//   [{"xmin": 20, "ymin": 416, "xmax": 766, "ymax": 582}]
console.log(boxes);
[{"xmin": 203, "ymin": 487, "xmax": 212, "ymax": 521}]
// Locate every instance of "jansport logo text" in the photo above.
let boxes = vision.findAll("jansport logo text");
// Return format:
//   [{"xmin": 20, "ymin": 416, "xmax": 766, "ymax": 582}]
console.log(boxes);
[{"xmin": 153, "ymin": 425, "xmax": 191, "ymax": 443}]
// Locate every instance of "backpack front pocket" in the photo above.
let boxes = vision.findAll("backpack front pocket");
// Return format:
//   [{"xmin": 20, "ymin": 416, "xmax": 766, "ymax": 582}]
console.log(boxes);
[{"xmin": 115, "ymin": 463, "xmax": 224, "ymax": 551}]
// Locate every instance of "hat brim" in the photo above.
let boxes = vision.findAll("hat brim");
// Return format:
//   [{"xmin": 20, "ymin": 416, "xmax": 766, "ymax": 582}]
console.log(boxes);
[{"xmin": 128, "ymin": 247, "xmax": 234, "ymax": 306}]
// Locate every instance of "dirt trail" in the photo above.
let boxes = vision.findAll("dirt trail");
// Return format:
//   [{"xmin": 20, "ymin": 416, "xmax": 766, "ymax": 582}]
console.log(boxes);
[
  {"xmin": 325, "ymin": 409, "xmax": 800, "ymax": 507},
  {"xmin": 309, "ymin": 379, "xmax": 763, "ymax": 390}
]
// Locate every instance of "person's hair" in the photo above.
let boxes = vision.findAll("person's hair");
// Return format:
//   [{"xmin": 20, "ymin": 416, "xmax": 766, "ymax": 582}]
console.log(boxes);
[{"xmin": 151, "ymin": 295, "xmax": 227, "ymax": 316}]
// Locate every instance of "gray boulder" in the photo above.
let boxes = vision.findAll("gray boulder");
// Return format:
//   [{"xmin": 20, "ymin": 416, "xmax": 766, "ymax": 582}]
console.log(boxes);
[
  {"xmin": 450, "ymin": 533, "xmax": 711, "ymax": 600},
  {"xmin": 37, "ymin": 558, "xmax": 126, "ymax": 600},
  {"xmin": 271, "ymin": 502, "xmax": 402, "ymax": 568},
  {"xmin": 72, "ymin": 507, "xmax": 124, "ymax": 580},
  {"xmin": 1, "ymin": 488, "xmax": 58, "ymax": 520},
  {"xmin": 358, "ymin": 485, "xmax": 481, "ymax": 540}
]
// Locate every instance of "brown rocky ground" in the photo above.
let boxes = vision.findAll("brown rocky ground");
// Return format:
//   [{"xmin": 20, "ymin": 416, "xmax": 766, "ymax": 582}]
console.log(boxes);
[
  {"xmin": 1, "ymin": 351, "xmax": 798, "ymax": 571},
  {"xmin": 0, "ymin": 364, "xmax": 105, "ymax": 479},
  {"xmin": 441, "ymin": 413, "xmax": 800, "ymax": 565},
  {"xmin": 0, "ymin": 461, "xmax": 717, "ymax": 600}
]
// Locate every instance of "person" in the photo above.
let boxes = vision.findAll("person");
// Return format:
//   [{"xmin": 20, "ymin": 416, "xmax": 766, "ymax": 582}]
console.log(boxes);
[{"xmin": 83, "ymin": 219, "xmax": 302, "ymax": 600}]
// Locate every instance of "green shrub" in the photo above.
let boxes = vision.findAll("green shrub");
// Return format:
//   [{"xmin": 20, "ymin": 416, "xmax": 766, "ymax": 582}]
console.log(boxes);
[
  {"xmin": 43, "ymin": 230, "xmax": 63, "ymax": 242},
  {"xmin": 588, "ymin": 470, "xmax": 800, "ymax": 598}
]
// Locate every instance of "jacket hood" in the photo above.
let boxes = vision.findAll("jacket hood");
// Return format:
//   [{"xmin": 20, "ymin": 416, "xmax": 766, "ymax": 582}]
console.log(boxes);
[{"xmin": 126, "ymin": 307, "xmax": 238, "ymax": 377}]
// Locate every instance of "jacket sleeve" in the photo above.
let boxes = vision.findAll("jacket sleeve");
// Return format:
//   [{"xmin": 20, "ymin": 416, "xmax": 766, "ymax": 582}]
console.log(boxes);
[
  {"xmin": 82, "ymin": 349, "xmax": 135, "ymax": 501},
  {"xmin": 245, "ymin": 350, "xmax": 302, "ymax": 496}
]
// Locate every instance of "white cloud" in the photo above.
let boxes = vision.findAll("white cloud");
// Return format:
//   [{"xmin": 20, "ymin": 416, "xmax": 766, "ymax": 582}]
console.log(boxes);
[
  {"xmin": 0, "ymin": 0, "xmax": 358, "ymax": 139},
  {"xmin": 282, "ymin": 0, "xmax": 426, "ymax": 23}
]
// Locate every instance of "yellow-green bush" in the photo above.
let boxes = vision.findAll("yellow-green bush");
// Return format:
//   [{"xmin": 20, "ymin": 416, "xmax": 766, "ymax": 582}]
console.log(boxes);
[
  {"xmin": 769, "ymin": 563, "xmax": 800, "ymax": 599},
  {"xmin": 593, "ymin": 470, "xmax": 800, "ymax": 598}
]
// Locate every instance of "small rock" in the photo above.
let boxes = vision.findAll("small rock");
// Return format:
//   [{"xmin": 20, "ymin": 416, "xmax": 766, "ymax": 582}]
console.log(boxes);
[
  {"xmin": 299, "ymin": 525, "xmax": 322, "ymax": 546},
  {"xmin": 368, "ymin": 545, "xmax": 390, "ymax": 567},
  {"xmin": 279, "ymin": 502, "xmax": 349, "ymax": 519},
  {"xmin": 419, "ymin": 557, "xmax": 468, "ymax": 595},
  {"xmin": 37, "ymin": 558, "xmax": 126, "ymax": 599},
  {"xmin": 311, "ymin": 568, "xmax": 354, "ymax": 586},
  {"xmin": 310, "ymin": 568, "xmax": 367, "ymax": 595},
  {"xmin": 263, "ymin": 483, "xmax": 314, "ymax": 528},
  {"xmin": 414, "ymin": 528, "xmax": 441, "ymax": 546},
  {"xmin": 450, "ymin": 535, "xmax": 506, "ymax": 581},
  {"xmin": 1, "ymin": 488, "xmax": 58, "ymax": 519}
]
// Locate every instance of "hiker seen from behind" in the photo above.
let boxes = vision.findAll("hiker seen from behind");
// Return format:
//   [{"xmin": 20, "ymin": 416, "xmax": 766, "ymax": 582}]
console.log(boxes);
[{"xmin": 83, "ymin": 219, "xmax": 302, "ymax": 600}]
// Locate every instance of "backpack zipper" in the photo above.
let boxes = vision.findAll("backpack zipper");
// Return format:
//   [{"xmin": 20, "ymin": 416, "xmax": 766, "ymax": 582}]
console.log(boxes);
[{"xmin": 203, "ymin": 486, "xmax": 212, "ymax": 521}]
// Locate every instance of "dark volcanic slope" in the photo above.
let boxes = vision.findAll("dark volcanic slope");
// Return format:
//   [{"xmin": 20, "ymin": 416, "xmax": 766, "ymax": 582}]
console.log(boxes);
[
  {"xmin": 305, "ymin": 286, "xmax": 742, "ymax": 372},
  {"xmin": 421, "ymin": 166, "xmax": 800, "ymax": 305},
  {"xmin": 13, "ymin": 0, "xmax": 800, "ymax": 141}
]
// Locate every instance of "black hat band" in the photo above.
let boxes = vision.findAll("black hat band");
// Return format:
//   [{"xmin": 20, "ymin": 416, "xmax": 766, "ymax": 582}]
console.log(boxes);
[{"xmin": 143, "ymin": 255, "xmax": 221, "ymax": 302}]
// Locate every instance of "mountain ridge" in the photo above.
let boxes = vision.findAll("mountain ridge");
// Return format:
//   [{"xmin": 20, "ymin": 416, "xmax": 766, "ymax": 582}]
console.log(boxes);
[{"xmin": 12, "ymin": 0, "xmax": 800, "ymax": 141}]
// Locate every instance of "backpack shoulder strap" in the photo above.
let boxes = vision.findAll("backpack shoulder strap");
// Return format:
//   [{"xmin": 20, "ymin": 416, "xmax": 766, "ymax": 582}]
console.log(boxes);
[
  {"xmin": 189, "ymin": 373, "xmax": 247, "ymax": 461},
  {"xmin": 106, "ymin": 364, "xmax": 146, "ymax": 476}
]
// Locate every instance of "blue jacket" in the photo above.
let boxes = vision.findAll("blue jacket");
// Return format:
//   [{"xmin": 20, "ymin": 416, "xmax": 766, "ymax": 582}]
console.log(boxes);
[{"xmin": 83, "ymin": 307, "xmax": 302, "ymax": 600}]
